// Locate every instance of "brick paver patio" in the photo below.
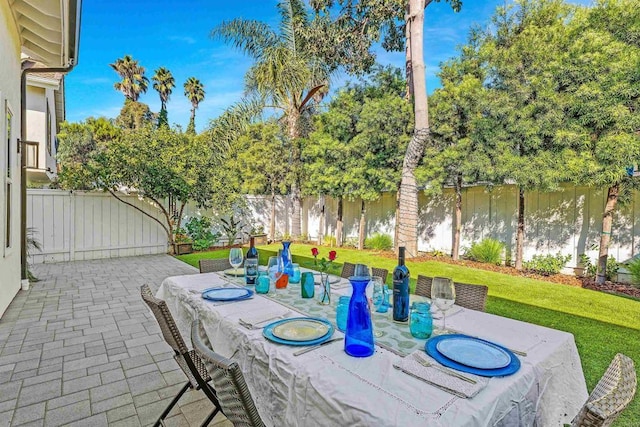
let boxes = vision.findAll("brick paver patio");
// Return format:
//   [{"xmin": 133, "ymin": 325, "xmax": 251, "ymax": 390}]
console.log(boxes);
[{"xmin": 0, "ymin": 255, "xmax": 231, "ymax": 427}]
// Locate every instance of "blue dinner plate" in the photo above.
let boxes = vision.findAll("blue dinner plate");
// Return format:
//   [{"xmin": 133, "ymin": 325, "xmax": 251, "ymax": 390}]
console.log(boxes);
[
  {"xmin": 263, "ymin": 317, "xmax": 334, "ymax": 346},
  {"xmin": 202, "ymin": 287, "xmax": 253, "ymax": 302},
  {"xmin": 426, "ymin": 334, "xmax": 521, "ymax": 377}
]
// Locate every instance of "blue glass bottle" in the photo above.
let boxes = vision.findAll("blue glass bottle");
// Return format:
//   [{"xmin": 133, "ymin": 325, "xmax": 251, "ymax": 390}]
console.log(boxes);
[
  {"xmin": 345, "ymin": 276, "xmax": 374, "ymax": 357},
  {"xmin": 281, "ymin": 241, "xmax": 294, "ymax": 276},
  {"xmin": 392, "ymin": 247, "xmax": 410, "ymax": 322}
]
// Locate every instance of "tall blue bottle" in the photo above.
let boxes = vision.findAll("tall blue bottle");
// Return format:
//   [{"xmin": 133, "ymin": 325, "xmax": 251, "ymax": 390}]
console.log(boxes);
[
  {"xmin": 281, "ymin": 241, "xmax": 294, "ymax": 276},
  {"xmin": 245, "ymin": 237, "xmax": 259, "ymax": 285},
  {"xmin": 392, "ymin": 247, "xmax": 410, "ymax": 322},
  {"xmin": 345, "ymin": 276, "xmax": 375, "ymax": 357}
]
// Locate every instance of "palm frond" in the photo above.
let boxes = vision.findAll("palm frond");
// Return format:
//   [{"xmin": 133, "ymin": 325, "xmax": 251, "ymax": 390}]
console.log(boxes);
[
  {"xmin": 204, "ymin": 97, "xmax": 265, "ymax": 150},
  {"xmin": 212, "ymin": 19, "xmax": 278, "ymax": 60}
]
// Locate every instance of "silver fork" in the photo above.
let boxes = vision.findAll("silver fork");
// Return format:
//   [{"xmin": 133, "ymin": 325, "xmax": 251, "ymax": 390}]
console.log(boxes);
[{"xmin": 412, "ymin": 353, "xmax": 477, "ymax": 384}]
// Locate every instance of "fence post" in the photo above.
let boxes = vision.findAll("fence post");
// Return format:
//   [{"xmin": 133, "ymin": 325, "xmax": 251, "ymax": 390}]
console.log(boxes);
[{"xmin": 69, "ymin": 191, "xmax": 75, "ymax": 261}]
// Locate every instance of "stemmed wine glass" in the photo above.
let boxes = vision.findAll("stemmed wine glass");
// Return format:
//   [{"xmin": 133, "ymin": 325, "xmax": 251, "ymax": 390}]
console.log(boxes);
[
  {"xmin": 229, "ymin": 248, "xmax": 244, "ymax": 273},
  {"xmin": 371, "ymin": 276, "xmax": 385, "ymax": 338},
  {"xmin": 354, "ymin": 264, "xmax": 371, "ymax": 278},
  {"xmin": 432, "ymin": 277, "xmax": 456, "ymax": 335},
  {"xmin": 267, "ymin": 256, "xmax": 283, "ymax": 290}
]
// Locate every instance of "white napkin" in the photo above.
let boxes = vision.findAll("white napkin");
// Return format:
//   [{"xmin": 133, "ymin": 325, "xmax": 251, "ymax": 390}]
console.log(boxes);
[{"xmin": 393, "ymin": 351, "xmax": 489, "ymax": 398}]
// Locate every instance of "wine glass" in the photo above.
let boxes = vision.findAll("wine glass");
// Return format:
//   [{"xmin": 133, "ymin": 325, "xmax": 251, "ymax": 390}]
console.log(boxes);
[
  {"xmin": 267, "ymin": 256, "xmax": 283, "ymax": 290},
  {"xmin": 432, "ymin": 277, "xmax": 456, "ymax": 335},
  {"xmin": 229, "ymin": 248, "xmax": 244, "ymax": 272},
  {"xmin": 354, "ymin": 264, "xmax": 371, "ymax": 278},
  {"xmin": 371, "ymin": 277, "xmax": 385, "ymax": 338}
]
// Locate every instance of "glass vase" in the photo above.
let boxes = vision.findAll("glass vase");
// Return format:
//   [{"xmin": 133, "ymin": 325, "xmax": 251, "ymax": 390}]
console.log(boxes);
[
  {"xmin": 318, "ymin": 274, "xmax": 331, "ymax": 305},
  {"xmin": 345, "ymin": 276, "xmax": 375, "ymax": 357},
  {"xmin": 281, "ymin": 241, "xmax": 294, "ymax": 276}
]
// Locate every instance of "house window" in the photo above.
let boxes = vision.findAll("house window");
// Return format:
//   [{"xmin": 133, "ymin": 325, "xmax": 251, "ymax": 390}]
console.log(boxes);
[
  {"xmin": 6, "ymin": 101, "xmax": 13, "ymax": 249},
  {"xmin": 46, "ymin": 100, "xmax": 51, "ymax": 155}
]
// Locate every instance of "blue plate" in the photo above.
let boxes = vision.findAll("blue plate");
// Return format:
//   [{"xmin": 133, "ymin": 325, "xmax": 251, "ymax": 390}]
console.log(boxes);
[
  {"xmin": 202, "ymin": 287, "xmax": 253, "ymax": 302},
  {"xmin": 263, "ymin": 317, "xmax": 334, "ymax": 346},
  {"xmin": 436, "ymin": 336, "xmax": 511, "ymax": 369},
  {"xmin": 426, "ymin": 334, "xmax": 520, "ymax": 377}
]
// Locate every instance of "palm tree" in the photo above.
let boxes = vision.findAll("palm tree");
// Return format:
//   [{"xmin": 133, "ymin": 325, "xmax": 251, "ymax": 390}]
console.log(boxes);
[
  {"xmin": 212, "ymin": 0, "xmax": 330, "ymax": 239},
  {"xmin": 110, "ymin": 55, "xmax": 149, "ymax": 102},
  {"xmin": 152, "ymin": 67, "xmax": 175, "ymax": 127},
  {"xmin": 184, "ymin": 77, "xmax": 205, "ymax": 134}
]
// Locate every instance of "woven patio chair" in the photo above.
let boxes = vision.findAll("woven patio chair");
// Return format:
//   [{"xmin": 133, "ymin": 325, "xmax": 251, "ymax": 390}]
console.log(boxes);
[
  {"xmin": 571, "ymin": 353, "xmax": 636, "ymax": 427},
  {"xmin": 371, "ymin": 267, "xmax": 389, "ymax": 284},
  {"xmin": 414, "ymin": 275, "xmax": 488, "ymax": 312},
  {"xmin": 191, "ymin": 315, "xmax": 266, "ymax": 427},
  {"xmin": 341, "ymin": 262, "xmax": 356, "ymax": 279},
  {"xmin": 199, "ymin": 258, "xmax": 232, "ymax": 273},
  {"xmin": 140, "ymin": 285, "xmax": 222, "ymax": 427}
]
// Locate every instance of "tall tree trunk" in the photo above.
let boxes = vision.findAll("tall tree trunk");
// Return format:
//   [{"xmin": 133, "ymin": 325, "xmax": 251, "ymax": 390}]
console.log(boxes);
[
  {"xmin": 452, "ymin": 174, "xmax": 463, "ymax": 261},
  {"xmin": 358, "ymin": 199, "xmax": 366, "ymax": 250},
  {"xmin": 404, "ymin": 4, "xmax": 413, "ymax": 101},
  {"xmin": 318, "ymin": 195, "xmax": 325, "ymax": 245},
  {"xmin": 336, "ymin": 197, "xmax": 343, "ymax": 247},
  {"xmin": 397, "ymin": 0, "xmax": 428, "ymax": 258},
  {"xmin": 515, "ymin": 186, "xmax": 525, "ymax": 270},
  {"xmin": 270, "ymin": 189, "xmax": 276, "ymax": 242},
  {"xmin": 287, "ymin": 107, "xmax": 302, "ymax": 239},
  {"xmin": 597, "ymin": 184, "xmax": 619, "ymax": 284}
]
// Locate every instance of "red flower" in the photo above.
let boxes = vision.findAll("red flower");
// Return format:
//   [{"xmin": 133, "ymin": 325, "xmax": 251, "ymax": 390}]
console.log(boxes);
[
  {"xmin": 328, "ymin": 251, "xmax": 337, "ymax": 261},
  {"xmin": 311, "ymin": 247, "xmax": 319, "ymax": 257}
]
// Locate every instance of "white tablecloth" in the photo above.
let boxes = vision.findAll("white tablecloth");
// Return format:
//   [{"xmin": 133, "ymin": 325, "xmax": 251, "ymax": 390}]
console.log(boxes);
[{"xmin": 157, "ymin": 272, "xmax": 587, "ymax": 427}]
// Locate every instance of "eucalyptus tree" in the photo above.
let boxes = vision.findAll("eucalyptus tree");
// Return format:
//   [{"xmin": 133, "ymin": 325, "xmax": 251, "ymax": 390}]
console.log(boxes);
[
  {"xmin": 110, "ymin": 55, "xmax": 149, "ymax": 101},
  {"xmin": 480, "ymin": 0, "xmax": 573, "ymax": 269},
  {"xmin": 308, "ymin": 0, "xmax": 462, "ymax": 256},
  {"xmin": 421, "ymin": 42, "xmax": 489, "ymax": 260},
  {"xmin": 152, "ymin": 67, "xmax": 175, "ymax": 127},
  {"xmin": 212, "ymin": 0, "xmax": 331, "ymax": 239},
  {"xmin": 557, "ymin": 0, "xmax": 640, "ymax": 283},
  {"xmin": 184, "ymin": 77, "xmax": 205, "ymax": 134}
]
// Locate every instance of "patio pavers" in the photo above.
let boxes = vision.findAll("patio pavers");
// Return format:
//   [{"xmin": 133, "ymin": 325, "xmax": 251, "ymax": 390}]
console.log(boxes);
[{"xmin": 0, "ymin": 255, "xmax": 232, "ymax": 427}]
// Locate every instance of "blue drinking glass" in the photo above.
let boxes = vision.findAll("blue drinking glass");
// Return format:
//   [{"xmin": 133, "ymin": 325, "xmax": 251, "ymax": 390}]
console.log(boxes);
[
  {"xmin": 409, "ymin": 302, "xmax": 433, "ymax": 339},
  {"xmin": 255, "ymin": 273, "xmax": 270, "ymax": 294},
  {"xmin": 345, "ymin": 276, "xmax": 375, "ymax": 357},
  {"xmin": 336, "ymin": 296, "xmax": 350, "ymax": 332},
  {"xmin": 301, "ymin": 272, "xmax": 315, "ymax": 298},
  {"xmin": 289, "ymin": 263, "xmax": 301, "ymax": 284}
]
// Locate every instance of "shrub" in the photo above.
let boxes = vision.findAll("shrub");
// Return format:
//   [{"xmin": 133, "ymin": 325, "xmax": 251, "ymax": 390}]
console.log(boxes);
[
  {"xmin": 580, "ymin": 254, "xmax": 620, "ymax": 281},
  {"xmin": 364, "ymin": 233, "xmax": 393, "ymax": 251},
  {"xmin": 626, "ymin": 258, "xmax": 640, "ymax": 286},
  {"xmin": 185, "ymin": 216, "xmax": 219, "ymax": 251},
  {"xmin": 464, "ymin": 238, "xmax": 504, "ymax": 265},
  {"xmin": 344, "ymin": 236, "xmax": 359, "ymax": 248},
  {"xmin": 323, "ymin": 235, "xmax": 337, "ymax": 246},
  {"xmin": 523, "ymin": 253, "xmax": 572, "ymax": 276}
]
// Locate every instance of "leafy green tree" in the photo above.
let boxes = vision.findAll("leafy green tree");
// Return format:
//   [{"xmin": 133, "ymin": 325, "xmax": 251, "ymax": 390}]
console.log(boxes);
[
  {"xmin": 304, "ymin": 66, "xmax": 410, "ymax": 248},
  {"xmin": 57, "ymin": 122, "xmax": 220, "ymax": 250},
  {"xmin": 184, "ymin": 77, "xmax": 205, "ymax": 134},
  {"xmin": 212, "ymin": 0, "xmax": 330, "ymax": 239},
  {"xmin": 234, "ymin": 122, "xmax": 290, "ymax": 240},
  {"xmin": 152, "ymin": 67, "xmax": 175, "ymax": 128},
  {"xmin": 115, "ymin": 99, "xmax": 154, "ymax": 130},
  {"xmin": 480, "ymin": 0, "xmax": 572, "ymax": 269},
  {"xmin": 557, "ymin": 0, "xmax": 640, "ymax": 283},
  {"xmin": 110, "ymin": 55, "xmax": 149, "ymax": 101},
  {"xmin": 420, "ymin": 42, "xmax": 490, "ymax": 260}
]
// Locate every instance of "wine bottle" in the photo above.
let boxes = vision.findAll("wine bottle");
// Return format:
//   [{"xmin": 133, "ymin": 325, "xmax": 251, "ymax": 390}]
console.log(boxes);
[
  {"xmin": 392, "ymin": 247, "xmax": 410, "ymax": 322},
  {"xmin": 245, "ymin": 237, "xmax": 259, "ymax": 285}
]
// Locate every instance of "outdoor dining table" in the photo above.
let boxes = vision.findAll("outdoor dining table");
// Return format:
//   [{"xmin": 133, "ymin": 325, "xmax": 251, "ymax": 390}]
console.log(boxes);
[{"xmin": 156, "ymin": 269, "xmax": 588, "ymax": 427}]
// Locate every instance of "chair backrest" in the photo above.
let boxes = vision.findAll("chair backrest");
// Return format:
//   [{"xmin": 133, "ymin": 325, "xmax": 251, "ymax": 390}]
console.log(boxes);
[
  {"xmin": 571, "ymin": 353, "xmax": 637, "ymax": 427},
  {"xmin": 191, "ymin": 316, "xmax": 266, "ymax": 427},
  {"xmin": 140, "ymin": 284, "xmax": 188, "ymax": 355},
  {"xmin": 341, "ymin": 262, "xmax": 356, "ymax": 279},
  {"xmin": 199, "ymin": 258, "xmax": 232, "ymax": 273},
  {"xmin": 414, "ymin": 275, "xmax": 488, "ymax": 312},
  {"xmin": 371, "ymin": 267, "xmax": 389, "ymax": 284}
]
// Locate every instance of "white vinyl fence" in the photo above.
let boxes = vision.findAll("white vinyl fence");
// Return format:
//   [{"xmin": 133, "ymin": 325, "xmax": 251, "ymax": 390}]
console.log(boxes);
[
  {"xmin": 27, "ymin": 190, "xmax": 168, "ymax": 263},
  {"xmin": 28, "ymin": 184, "xmax": 640, "ymax": 269}
]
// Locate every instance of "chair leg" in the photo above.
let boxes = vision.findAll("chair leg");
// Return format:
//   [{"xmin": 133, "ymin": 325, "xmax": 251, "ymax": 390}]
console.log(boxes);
[
  {"xmin": 200, "ymin": 382, "xmax": 223, "ymax": 415},
  {"xmin": 153, "ymin": 381, "xmax": 191, "ymax": 427},
  {"xmin": 200, "ymin": 406, "xmax": 221, "ymax": 427}
]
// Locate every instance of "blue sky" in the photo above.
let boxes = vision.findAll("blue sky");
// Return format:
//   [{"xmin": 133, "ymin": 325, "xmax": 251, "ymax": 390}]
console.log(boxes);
[{"xmin": 65, "ymin": 0, "xmax": 590, "ymax": 132}]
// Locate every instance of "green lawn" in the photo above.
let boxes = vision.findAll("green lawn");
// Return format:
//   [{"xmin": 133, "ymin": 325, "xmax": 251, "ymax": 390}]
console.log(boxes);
[{"xmin": 177, "ymin": 243, "xmax": 640, "ymax": 425}]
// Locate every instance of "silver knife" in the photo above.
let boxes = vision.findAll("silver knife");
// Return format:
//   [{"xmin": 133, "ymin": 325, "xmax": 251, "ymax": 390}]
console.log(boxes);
[{"xmin": 293, "ymin": 338, "xmax": 343, "ymax": 356}]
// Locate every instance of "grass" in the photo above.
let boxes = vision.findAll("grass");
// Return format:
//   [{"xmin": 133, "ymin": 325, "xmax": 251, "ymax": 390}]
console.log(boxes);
[{"xmin": 177, "ymin": 243, "xmax": 640, "ymax": 425}]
